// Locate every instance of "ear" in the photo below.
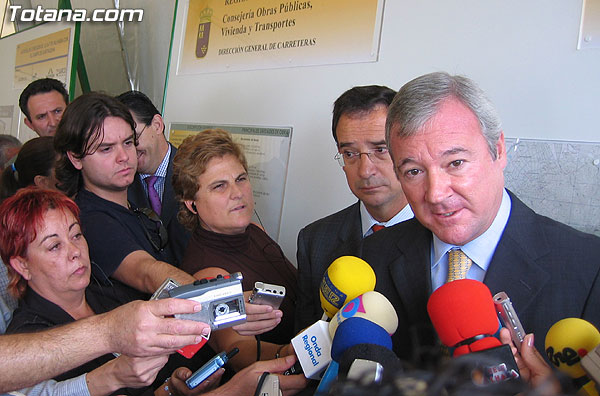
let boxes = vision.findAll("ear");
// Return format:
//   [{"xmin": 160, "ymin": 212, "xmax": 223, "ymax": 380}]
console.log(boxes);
[
  {"xmin": 24, "ymin": 117, "xmax": 33, "ymax": 131},
  {"xmin": 33, "ymin": 175, "xmax": 47, "ymax": 188},
  {"xmin": 9, "ymin": 256, "xmax": 31, "ymax": 281},
  {"xmin": 495, "ymin": 131, "xmax": 507, "ymax": 170},
  {"xmin": 184, "ymin": 200, "xmax": 197, "ymax": 214},
  {"xmin": 151, "ymin": 114, "xmax": 165, "ymax": 136},
  {"xmin": 66, "ymin": 151, "xmax": 83, "ymax": 170}
]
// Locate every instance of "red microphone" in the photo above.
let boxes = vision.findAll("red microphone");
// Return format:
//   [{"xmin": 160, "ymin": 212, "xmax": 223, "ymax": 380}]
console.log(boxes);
[
  {"xmin": 427, "ymin": 279, "xmax": 501, "ymax": 356},
  {"xmin": 427, "ymin": 279, "xmax": 520, "ymax": 385}
]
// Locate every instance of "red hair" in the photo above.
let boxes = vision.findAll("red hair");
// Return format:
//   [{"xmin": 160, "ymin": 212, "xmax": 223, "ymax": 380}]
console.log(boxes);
[{"xmin": 0, "ymin": 186, "xmax": 80, "ymax": 299}]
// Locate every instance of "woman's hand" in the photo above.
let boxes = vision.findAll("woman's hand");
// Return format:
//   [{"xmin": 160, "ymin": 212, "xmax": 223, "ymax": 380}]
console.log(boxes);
[
  {"xmin": 87, "ymin": 354, "xmax": 168, "ymax": 396},
  {"xmin": 157, "ymin": 366, "xmax": 224, "ymax": 396},
  {"xmin": 233, "ymin": 299, "xmax": 282, "ymax": 336},
  {"xmin": 499, "ymin": 328, "xmax": 560, "ymax": 393},
  {"xmin": 207, "ymin": 355, "xmax": 308, "ymax": 396}
]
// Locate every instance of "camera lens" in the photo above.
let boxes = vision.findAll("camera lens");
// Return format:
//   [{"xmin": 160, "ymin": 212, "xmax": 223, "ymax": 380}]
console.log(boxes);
[{"xmin": 215, "ymin": 303, "xmax": 230, "ymax": 316}]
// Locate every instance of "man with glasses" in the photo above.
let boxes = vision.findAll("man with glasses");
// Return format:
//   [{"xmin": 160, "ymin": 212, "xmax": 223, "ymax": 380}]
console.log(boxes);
[
  {"xmin": 116, "ymin": 90, "xmax": 191, "ymax": 267},
  {"xmin": 295, "ymin": 85, "xmax": 413, "ymax": 331}
]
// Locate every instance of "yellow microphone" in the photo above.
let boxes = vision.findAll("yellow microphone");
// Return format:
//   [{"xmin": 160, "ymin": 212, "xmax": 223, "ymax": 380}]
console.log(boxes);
[
  {"xmin": 328, "ymin": 291, "xmax": 398, "ymax": 339},
  {"xmin": 319, "ymin": 256, "xmax": 376, "ymax": 319},
  {"xmin": 545, "ymin": 318, "xmax": 600, "ymax": 396}
]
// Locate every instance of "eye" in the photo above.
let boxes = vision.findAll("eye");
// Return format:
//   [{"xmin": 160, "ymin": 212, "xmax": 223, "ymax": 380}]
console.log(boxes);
[
  {"xmin": 343, "ymin": 150, "xmax": 358, "ymax": 159},
  {"xmin": 55, "ymin": 109, "xmax": 63, "ymax": 115},
  {"xmin": 237, "ymin": 175, "xmax": 248, "ymax": 182},
  {"xmin": 405, "ymin": 169, "xmax": 421, "ymax": 178},
  {"xmin": 213, "ymin": 183, "xmax": 225, "ymax": 190},
  {"xmin": 49, "ymin": 243, "xmax": 60, "ymax": 251},
  {"xmin": 374, "ymin": 147, "xmax": 388, "ymax": 154},
  {"xmin": 101, "ymin": 146, "xmax": 111, "ymax": 153},
  {"xmin": 450, "ymin": 159, "xmax": 464, "ymax": 167},
  {"xmin": 73, "ymin": 232, "xmax": 83, "ymax": 240}
]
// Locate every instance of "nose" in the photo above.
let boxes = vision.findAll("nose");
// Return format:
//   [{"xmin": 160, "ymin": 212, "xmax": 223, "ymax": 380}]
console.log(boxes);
[
  {"xmin": 48, "ymin": 112, "xmax": 60, "ymax": 127},
  {"xmin": 230, "ymin": 183, "xmax": 243, "ymax": 200},
  {"xmin": 68, "ymin": 240, "xmax": 82, "ymax": 260},
  {"xmin": 357, "ymin": 153, "xmax": 377, "ymax": 178},
  {"xmin": 425, "ymin": 169, "xmax": 451, "ymax": 204},
  {"xmin": 116, "ymin": 144, "xmax": 130, "ymax": 163}
]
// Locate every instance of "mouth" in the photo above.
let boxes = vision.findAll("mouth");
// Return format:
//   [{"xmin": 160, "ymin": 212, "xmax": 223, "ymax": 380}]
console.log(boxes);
[
  {"xmin": 73, "ymin": 266, "xmax": 87, "ymax": 275},
  {"xmin": 231, "ymin": 204, "xmax": 246, "ymax": 212}
]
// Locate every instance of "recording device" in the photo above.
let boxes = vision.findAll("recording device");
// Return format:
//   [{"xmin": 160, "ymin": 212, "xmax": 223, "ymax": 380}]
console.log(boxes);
[
  {"xmin": 347, "ymin": 359, "xmax": 384, "ymax": 384},
  {"xmin": 249, "ymin": 281, "xmax": 286, "ymax": 310},
  {"xmin": 582, "ymin": 344, "xmax": 600, "ymax": 385},
  {"xmin": 493, "ymin": 291, "xmax": 526, "ymax": 352},
  {"xmin": 169, "ymin": 272, "xmax": 247, "ymax": 330},
  {"xmin": 186, "ymin": 348, "xmax": 239, "ymax": 389},
  {"xmin": 427, "ymin": 279, "xmax": 520, "ymax": 384},
  {"xmin": 546, "ymin": 318, "xmax": 600, "ymax": 396},
  {"xmin": 150, "ymin": 277, "xmax": 180, "ymax": 300},
  {"xmin": 255, "ymin": 372, "xmax": 282, "ymax": 396},
  {"xmin": 319, "ymin": 256, "xmax": 376, "ymax": 319}
]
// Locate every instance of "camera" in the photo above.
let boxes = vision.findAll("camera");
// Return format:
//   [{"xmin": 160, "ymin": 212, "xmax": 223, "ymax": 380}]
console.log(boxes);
[{"xmin": 169, "ymin": 272, "xmax": 247, "ymax": 330}]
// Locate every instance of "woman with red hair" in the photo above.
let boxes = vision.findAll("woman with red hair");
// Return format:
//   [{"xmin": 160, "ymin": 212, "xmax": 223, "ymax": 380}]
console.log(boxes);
[{"xmin": 0, "ymin": 187, "xmax": 221, "ymax": 395}]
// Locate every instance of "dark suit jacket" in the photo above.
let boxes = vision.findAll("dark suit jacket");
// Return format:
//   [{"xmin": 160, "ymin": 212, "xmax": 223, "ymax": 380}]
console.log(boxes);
[
  {"xmin": 361, "ymin": 191, "xmax": 600, "ymax": 362},
  {"xmin": 127, "ymin": 144, "xmax": 191, "ymax": 267},
  {"xmin": 295, "ymin": 202, "xmax": 363, "ymax": 331}
]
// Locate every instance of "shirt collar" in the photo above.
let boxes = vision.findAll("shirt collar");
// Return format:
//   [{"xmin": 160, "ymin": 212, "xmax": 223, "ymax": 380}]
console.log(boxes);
[
  {"xmin": 139, "ymin": 144, "xmax": 171, "ymax": 179},
  {"xmin": 431, "ymin": 188, "xmax": 512, "ymax": 272},
  {"xmin": 360, "ymin": 200, "xmax": 414, "ymax": 237}
]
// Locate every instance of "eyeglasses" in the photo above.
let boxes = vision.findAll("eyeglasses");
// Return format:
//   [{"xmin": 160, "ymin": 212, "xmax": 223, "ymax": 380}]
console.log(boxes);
[
  {"xmin": 334, "ymin": 147, "xmax": 390, "ymax": 167},
  {"xmin": 135, "ymin": 123, "xmax": 148, "ymax": 140},
  {"xmin": 133, "ymin": 207, "xmax": 168, "ymax": 251}
]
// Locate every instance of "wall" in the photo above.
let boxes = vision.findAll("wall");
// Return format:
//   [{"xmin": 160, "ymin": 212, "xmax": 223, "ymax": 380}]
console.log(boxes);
[{"xmin": 163, "ymin": 0, "xmax": 600, "ymax": 264}]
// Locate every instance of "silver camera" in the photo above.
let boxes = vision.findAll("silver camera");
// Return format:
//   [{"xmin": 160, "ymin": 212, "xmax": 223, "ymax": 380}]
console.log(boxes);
[{"xmin": 169, "ymin": 272, "xmax": 247, "ymax": 330}]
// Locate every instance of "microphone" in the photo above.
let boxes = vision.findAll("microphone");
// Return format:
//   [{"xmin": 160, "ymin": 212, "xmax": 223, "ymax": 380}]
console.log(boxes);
[
  {"xmin": 328, "ymin": 291, "xmax": 398, "ymax": 339},
  {"xmin": 316, "ymin": 317, "xmax": 398, "ymax": 393},
  {"xmin": 319, "ymin": 256, "xmax": 376, "ymax": 319},
  {"xmin": 545, "ymin": 318, "xmax": 600, "ymax": 396},
  {"xmin": 427, "ymin": 279, "xmax": 520, "ymax": 384}
]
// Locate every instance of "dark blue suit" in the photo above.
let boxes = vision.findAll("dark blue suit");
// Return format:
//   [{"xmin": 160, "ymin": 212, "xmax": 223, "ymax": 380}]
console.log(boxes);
[
  {"xmin": 127, "ymin": 144, "xmax": 191, "ymax": 267},
  {"xmin": 361, "ymin": 191, "xmax": 600, "ymax": 361},
  {"xmin": 295, "ymin": 202, "xmax": 363, "ymax": 331}
]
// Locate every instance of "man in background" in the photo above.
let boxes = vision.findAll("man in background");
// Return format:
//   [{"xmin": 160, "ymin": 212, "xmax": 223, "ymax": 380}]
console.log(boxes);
[
  {"xmin": 117, "ymin": 90, "xmax": 190, "ymax": 267},
  {"xmin": 19, "ymin": 78, "xmax": 68, "ymax": 137},
  {"xmin": 295, "ymin": 85, "xmax": 413, "ymax": 331}
]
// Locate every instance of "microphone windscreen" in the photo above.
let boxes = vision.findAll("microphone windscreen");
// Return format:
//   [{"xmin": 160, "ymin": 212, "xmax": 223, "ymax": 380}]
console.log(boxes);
[
  {"xmin": 329, "ymin": 291, "xmax": 399, "ymax": 339},
  {"xmin": 319, "ymin": 256, "xmax": 376, "ymax": 318},
  {"xmin": 427, "ymin": 279, "xmax": 501, "ymax": 355},
  {"xmin": 545, "ymin": 317, "xmax": 600, "ymax": 379},
  {"xmin": 338, "ymin": 343, "xmax": 402, "ymax": 380},
  {"xmin": 330, "ymin": 317, "xmax": 392, "ymax": 362}
]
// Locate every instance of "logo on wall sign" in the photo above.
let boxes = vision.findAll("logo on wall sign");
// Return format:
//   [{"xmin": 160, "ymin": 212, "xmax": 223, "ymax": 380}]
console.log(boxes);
[{"xmin": 196, "ymin": 7, "xmax": 213, "ymax": 58}]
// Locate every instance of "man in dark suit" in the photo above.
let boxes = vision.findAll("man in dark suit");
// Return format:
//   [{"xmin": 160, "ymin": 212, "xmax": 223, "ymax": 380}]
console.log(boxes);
[
  {"xmin": 362, "ymin": 72, "xmax": 600, "ymax": 361},
  {"xmin": 117, "ymin": 91, "xmax": 191, "ymax": 267},
  {"xmin": 295, "ymin": 86, "xmax": 413, "ymax": 331}
]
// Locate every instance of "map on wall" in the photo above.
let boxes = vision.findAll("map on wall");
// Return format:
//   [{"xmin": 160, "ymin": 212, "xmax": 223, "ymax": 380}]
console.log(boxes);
[{"xmin": 504, "ymin": 138, "xmax": 600, "ymax": 236}]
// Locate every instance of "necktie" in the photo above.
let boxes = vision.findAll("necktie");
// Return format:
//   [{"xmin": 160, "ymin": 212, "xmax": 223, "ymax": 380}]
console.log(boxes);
[
  {"xmin": 446, "ymin": 248, "xmax": 472, "ymax": 282},
  {"xmin": 145, "ymin": 176, "xmax": 162, "ymax": 216},
  {"xmin": 371, "ymin": 224, "xmax": 385, "ymax": 233}
]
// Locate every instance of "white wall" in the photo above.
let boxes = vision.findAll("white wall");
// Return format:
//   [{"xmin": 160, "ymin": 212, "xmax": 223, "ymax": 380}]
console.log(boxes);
[{"xmin": 163, "ymin": 1, "xmax": 600, "ymax": 265}]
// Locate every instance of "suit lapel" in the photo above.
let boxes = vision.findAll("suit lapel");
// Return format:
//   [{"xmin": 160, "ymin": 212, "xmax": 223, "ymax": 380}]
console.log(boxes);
[
  {"xmin": 336, "ymin": 201, "xmax": 363, "ymax": 256},
  {"xmin": 160, "ymin": 145, "xmax": 178, "ymax": 225},
  {"xmin": 388, "ymin": 220, "xmax": 433, "ymax": 324},
  {"xmin": 483, "ymin": 192, "xmax": 550, "ymax": 314}
]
